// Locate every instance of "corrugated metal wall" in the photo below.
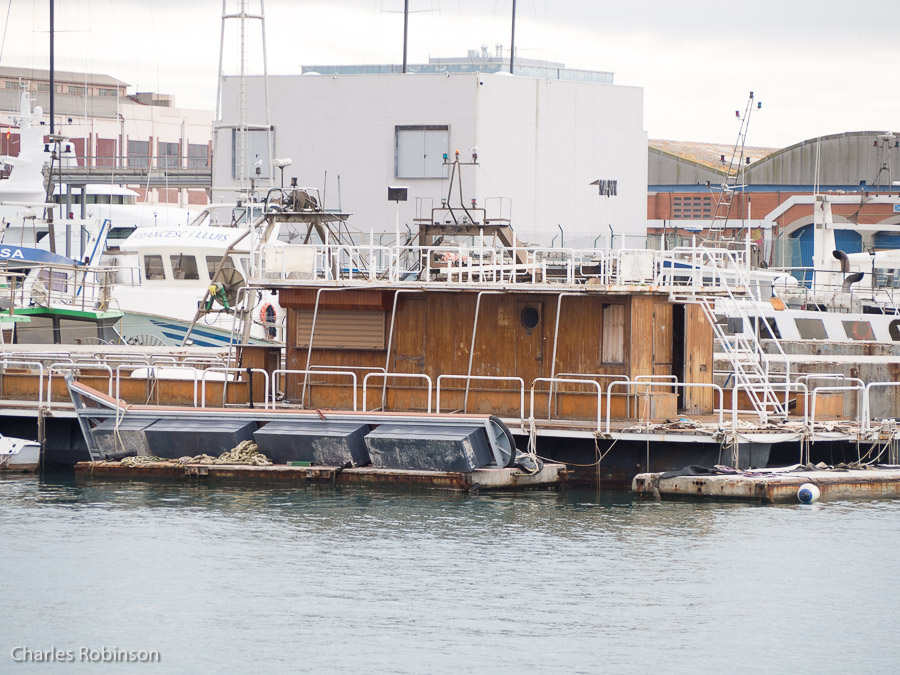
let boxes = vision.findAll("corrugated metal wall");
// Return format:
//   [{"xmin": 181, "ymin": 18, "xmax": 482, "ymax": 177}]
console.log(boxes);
[
  {"xmin": 649, "ymin": 148, "xmax": 726, "ymax": 185},
  {"xmin": 650, "ymin": 131, "xmax": 900, "ymax": 187}
]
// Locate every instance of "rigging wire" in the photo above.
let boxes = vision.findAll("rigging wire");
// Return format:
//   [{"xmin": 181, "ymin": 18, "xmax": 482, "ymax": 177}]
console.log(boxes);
[{"xmin": 0, "ymin": 0, "xmax": 12, "ymax": 64}]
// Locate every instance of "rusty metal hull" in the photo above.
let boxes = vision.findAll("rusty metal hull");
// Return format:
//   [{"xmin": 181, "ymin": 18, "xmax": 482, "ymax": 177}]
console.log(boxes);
[
  {"xmin": 73, "ymin": 461, "xmax": 566, "ymax": 493},
  {"xmin": 633, "ymin": 468, "xmax": 900, "ymax": 503}
]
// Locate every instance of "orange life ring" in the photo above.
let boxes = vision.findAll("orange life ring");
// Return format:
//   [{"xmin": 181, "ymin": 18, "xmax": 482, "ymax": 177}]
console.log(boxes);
[
  {"xmin": 260, "ymin": 302, "xmax": 275, "ymax": 324},
  {"xmin": 850, "ymin": 321, "xmax": 872, "ymax": 341}
]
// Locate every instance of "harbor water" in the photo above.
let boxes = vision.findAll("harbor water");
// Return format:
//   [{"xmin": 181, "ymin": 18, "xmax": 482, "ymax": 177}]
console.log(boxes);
[{"xmin": 2, "ymin": 474, "xmax": 899, "ymax": 674}]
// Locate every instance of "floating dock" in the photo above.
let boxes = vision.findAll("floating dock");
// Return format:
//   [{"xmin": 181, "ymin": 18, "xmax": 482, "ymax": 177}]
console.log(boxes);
[
  {"xmin": 74, "ymin": 459, "xmax": 566, "ymax": 493},
  {"xmin": 633, "ymin": 466, "xmax": 900, "ymax": 503}
]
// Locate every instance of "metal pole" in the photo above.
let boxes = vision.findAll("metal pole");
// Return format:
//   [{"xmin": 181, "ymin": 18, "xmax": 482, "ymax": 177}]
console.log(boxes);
[
  {"xmin": 509, "ymin": 0, "xmax": 516, "ymax": 74},
  {"xmin": 402, "ymin": 0, "xmax": 409, "ymax": 74},
  {"xmin": 49, "ymin": 0, "xmax": 54, "ymax": 134}
]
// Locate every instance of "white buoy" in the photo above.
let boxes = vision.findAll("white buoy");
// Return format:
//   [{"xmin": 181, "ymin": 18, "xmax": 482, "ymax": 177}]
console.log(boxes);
[{"xmin": 798, "ymin": 483, "xmax": 821, "ymax": 504}]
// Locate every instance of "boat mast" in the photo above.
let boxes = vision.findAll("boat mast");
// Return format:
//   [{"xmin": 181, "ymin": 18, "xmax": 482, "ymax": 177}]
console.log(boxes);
[
  {"xmin": 402, "ymin": 0, "xmax": 409, "ymax": 74},
  {"xmin": 49, "ymin": 0, "xmax": 54, "ymax": 134},
  {"xmin": 509, "ymin": 0, "xmax": 516, "ymax": 74},
  {"xmin": 214, "ymin": 0, "xmax": 272, "ymax": 198}
]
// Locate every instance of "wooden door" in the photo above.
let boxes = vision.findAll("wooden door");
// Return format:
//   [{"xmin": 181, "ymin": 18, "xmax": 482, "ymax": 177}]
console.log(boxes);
[{"xmin": 652, "ymin": 301, "xmax": 673, "ymax": 379}]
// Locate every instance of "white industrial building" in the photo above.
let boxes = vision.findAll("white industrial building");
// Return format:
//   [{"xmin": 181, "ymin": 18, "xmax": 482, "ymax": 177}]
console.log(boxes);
[
  {"xmin": 214, "ymin": 71, "xmax": 648, "ymax": 247},
  {"xmin": 0, "ymin": 66, "xmax": 213, "ymax": 207}
]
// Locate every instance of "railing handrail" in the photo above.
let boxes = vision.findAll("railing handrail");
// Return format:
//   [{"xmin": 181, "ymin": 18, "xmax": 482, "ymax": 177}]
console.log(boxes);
[
  {"xmin": 608, "ymin": 380, "xmax": 725, "ymax": 434},
  {"xmin": 436, "ymin": 374, "xmax": 525, "ymax": 427},
  {"xmin": 530, "ymin": 376, "xmax": 603, "ymax": 432},
  {"xmin": 362, "ymin": 372, "xmax": 433, "ymax": 414},
  {"xmin": 0, "ymin": 359, "xmax": 45, "ymax": 406},
  {"xmin": 271, "ymin": 368, "xmax": 358, "ymax": 411},
  {"xmin": 200, "ymin": 367, "xmax": 270, "ymax": 409},
  {"xmin": 809, "ymin": 384, "xmax": 864, "ymax": 430}
]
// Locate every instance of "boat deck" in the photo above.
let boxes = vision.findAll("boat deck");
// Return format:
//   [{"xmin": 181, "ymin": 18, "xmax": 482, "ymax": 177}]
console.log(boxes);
[
  {"xmin": 74, "ymin": 459, "xmax": 566, "ymax": 492},
  {"xmin": 633, "ymin": 466, "xmax": 900, "ymax": 503}
]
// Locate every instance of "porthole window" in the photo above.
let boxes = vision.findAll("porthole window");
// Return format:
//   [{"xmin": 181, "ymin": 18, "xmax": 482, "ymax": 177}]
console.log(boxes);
[{"xmin": 520, "ymin": 306, "xmax": 540, "ymax": 330}]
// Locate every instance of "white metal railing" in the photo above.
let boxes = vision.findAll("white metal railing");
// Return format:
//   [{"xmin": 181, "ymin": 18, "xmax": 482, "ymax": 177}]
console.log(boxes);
[
  {"xmin": 530, "ymin": 377, "xmax": 603, "ymax": 432},
  {"xmin": 248, "ymin": 241, "xmax": 768, "ymax": 291},
  {"xmin": 436, "ymin": 375, "xmax": 526, "ymax": 428},
  {"xmin": 610, "ymin": 380, "xmax": 725, "ymax": 434},
  {"xmin": 362, "ymin": 372, "xmax": 433, "ymax": 414},
  {"xmin": 200, "ymin": 367, "xmax": 270, "ymax": 409},
  {"xmin": 863, "ymin": 382, "xmax": 900, "ymax": 432},
  {"xmin": 809, "ymin": 385, "xmax": 865, "ymax": 430},
  {"xmin": 0, "ymin": 359, "xmax": 45, "ymax": 406},
  {"xmin": 48, "ymin": 362, "xmax": 113, "ymax": 405},
  {"xmin": 272, "ymin": 368, "xmax": 359, "ymax": 411}
]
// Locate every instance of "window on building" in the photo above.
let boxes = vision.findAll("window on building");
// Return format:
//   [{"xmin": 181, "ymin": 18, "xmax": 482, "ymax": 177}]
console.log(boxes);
[
  {"xmin": 394, "ymin": 125, "xmax": 449, "ymax": 179},
  {"xmin": 143, "ymin": 255, "xmax": 165, "ymax": 280},
  {"xmin": 68, "ymin": 85, "xmax": 87, "ymax": 95},
  {"xmin": 188, "ymin": 143, "xmax": 210, "ymax": 168},
  {"xmin": 98, "ymin": 88, "xmax": 118, "ymax": 97},
  {"xmin": 158, "ymin": 141, "xmax": 180, "ymax": 169},
  {"xmin": 128, "ymin": 140, "xmax": 150, "ymax": 168},
  {"xmin": 669, "ymin": 195, "xmax": 713, "ymax": 220},
  {"xmin": 231, "ymin": 129, "xmax": 271, "ymax": 179},
  {"xmin": 5, "ymin": 81, "xmax": 19, "ymax": 90},
  {"xmin": 601, "ymin": 303, "xmax": 625, "ymax": 364},
  {"xmin": 170, "ymin": 254, "xmax": 199, "ymax": 280},
  {"xmin": 36, "ymin": 83, "xmax": 51, "ymax": 93}
]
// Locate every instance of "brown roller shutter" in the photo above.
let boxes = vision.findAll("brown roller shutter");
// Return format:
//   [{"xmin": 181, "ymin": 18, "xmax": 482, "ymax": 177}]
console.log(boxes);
[{"xmin": 295, "ymin": 310, "xmax": 386, "ymax": 350}]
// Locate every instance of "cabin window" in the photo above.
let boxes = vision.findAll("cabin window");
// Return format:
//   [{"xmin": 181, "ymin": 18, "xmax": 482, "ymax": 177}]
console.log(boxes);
[
  {"xmin": 889, "ymin": 320, "xmax": 900, "ymax": 341},
  {"xmin": 38, "ymin": 269, "xmax": 68, "ymax": 293},
  {"xmin": 843, "ymin": 320, "xmax": 874, "ymax": 341},
  {"xmin": 796, "ymin": 318, "xmax": 828, "ymax": 340},
  {"xmin": 206, "ymin": 255, "xmax": 235, "ymax": 280},
  {"xmin": 295, "ymin": 310, "xmax": 386, "ymax": 350},
  {"xmin": 143, "ymin": 255, "xmax": 165, "ymax": 280},
  {"xmin": 757, "ymin": 317, "xmax": 781, "ymax": 340},
  {"xmin": 170, "ymin": 254, "xmax": 199, "ymax": 280},
  {"xmin": 520, "ymin": 306, "xmax": 540, "ymax": 331},
  {"xmin": 394, "ymin": 125, "xmax": 449, "ymax": 179},
  {"xmin": 601, "ymin": 304, "xmax": 625, "ymax": 364}
]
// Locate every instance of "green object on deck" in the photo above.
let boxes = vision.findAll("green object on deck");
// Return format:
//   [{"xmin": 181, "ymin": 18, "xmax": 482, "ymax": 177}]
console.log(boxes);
[{"xmin": 288, "ymin": 461, "xmax": 313, "ymax": 467}]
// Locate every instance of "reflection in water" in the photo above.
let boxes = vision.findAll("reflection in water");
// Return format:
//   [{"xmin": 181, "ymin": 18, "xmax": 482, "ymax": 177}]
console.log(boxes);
[{"xmin": 1, "ymin": 473, "xmax": 899, "ymax": 674}]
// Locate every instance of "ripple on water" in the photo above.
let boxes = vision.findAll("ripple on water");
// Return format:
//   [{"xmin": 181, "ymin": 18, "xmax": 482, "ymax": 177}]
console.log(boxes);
[{"xmin": 1, "ymin": 476, "xmax": 899, "ymax": 674}]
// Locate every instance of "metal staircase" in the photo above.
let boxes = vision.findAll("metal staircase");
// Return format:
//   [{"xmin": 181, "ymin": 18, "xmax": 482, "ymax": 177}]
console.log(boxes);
[{"xmin": 663, "ymin": 246, "xmax": 790, "ymax": 422}]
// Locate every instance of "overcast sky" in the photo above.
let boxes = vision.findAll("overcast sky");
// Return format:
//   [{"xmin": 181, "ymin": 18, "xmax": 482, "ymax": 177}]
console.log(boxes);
[{"xmin": 2, "ymin": 0, "xmax": 898, "ymax": 148}]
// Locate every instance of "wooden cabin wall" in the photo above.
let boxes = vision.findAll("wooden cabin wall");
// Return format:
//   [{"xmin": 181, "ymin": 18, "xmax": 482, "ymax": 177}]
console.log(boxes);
[{"xmin": 279, "ymin": 288, "xmax": 690, "ymax": 419}]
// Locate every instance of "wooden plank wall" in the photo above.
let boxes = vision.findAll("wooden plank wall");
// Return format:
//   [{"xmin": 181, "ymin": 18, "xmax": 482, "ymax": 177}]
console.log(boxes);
[{"xmin": 281, "ymin": 289, "xmax": 691, "ymax": 420}]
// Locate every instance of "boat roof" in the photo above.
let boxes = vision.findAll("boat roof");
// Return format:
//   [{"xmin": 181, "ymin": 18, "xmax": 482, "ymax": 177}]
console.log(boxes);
[
  {"xmin": 0, "ymin": 244, "xmax": 81, "ymax": 266},
  {"xmin": 53, "ymin": 184, "xmax": 139, "ymax": 197}
]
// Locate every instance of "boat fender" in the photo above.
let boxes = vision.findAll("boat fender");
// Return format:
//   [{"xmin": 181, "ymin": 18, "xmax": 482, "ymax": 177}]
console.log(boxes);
[
  {"xmin": 104, "ymin": 449, "xmax": 137, "ymax": 462},
  {"xmin": 797, "ymin": 482, "xmax": 820, "ymax": 504}
]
